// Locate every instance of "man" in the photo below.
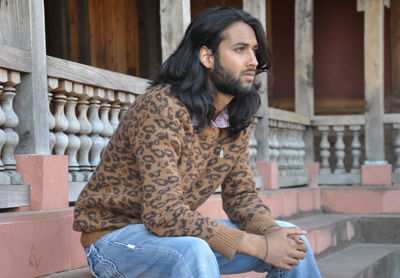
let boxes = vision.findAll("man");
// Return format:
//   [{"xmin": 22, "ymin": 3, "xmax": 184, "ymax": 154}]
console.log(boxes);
[{"xmin": 73, "ymin": 6, "xmax": 321, "ymax": 278}]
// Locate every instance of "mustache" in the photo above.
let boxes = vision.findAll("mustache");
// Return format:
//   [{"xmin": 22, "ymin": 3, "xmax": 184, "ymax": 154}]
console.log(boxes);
[{"xmin": 240, "ymin": 69, "xmax": 256, "ymax": 75}]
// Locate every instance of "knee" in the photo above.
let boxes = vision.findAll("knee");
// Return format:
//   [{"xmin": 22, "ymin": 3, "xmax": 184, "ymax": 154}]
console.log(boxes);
[
  {"xmin": 172, "ymin": 237, "xmax": 219, "ymax": 276},
  {"xmin": 181, "ymin": 237, "xmax": 214, "ymax": 257},
  {"xmin": 275, "ymin": 220, "xmax": 298, "ymax": 228}
]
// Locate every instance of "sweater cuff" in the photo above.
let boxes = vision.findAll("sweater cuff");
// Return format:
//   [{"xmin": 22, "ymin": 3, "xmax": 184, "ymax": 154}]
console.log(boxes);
[
  {"xmin": 208, "ymin": 224, "xmax": 246, "ymax": 260},
  {"xmin": 245, "ymin": 213, "xmax": 280, "ymax": 235}
]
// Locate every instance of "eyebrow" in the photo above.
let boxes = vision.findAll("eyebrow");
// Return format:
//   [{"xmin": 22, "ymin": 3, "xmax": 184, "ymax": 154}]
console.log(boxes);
[{"xmin": 232, "ymin": 42, "xmax": 258, "ymax": 48}]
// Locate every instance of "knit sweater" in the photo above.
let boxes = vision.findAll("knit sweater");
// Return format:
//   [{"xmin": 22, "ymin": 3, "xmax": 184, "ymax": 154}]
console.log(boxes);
[{"xmin": 73, "ymin": 84, "xmax": 278, "ymax": 259}]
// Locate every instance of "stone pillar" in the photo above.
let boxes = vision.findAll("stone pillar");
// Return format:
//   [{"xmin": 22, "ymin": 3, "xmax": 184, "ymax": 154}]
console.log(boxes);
[
  {"xmin": 390, "ymin": 0, "xmax": 400, "ymax": 111},
  {"xmin": 160, "ymin": 0, "xmax": 191, "ymax": 62},
  {"xmin": 295, "ymin": 0, "xmax": 315, "ymax": 162},
  {"xmin": 243, "ymin": 0, "xmax": 270, "ymax": 162},
  {"xmin": 357, "ymin": 0, "xmax": 390, "ymax": 164},
  {"xmin": 13, "ymin": 0, "xmax": 50, "ymax": 155}
]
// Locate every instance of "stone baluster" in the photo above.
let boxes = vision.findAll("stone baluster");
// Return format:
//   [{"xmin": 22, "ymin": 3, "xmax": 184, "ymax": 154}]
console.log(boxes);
[
  {"xmin": 278, "ymin": 121, "xmax": 289, "ymax": 177},
  {"xmin": 53, "ymin": 81, "xmax": 72, "ymax": 155},
  {"xmin": 52, "ymin": 81, "xmax": 70, "ymax": 155},
  {"xmin": 267, "ymin": 120, "xmax": 274, "ymax": 162},
  {"xmin": 2, "ymin": 71, "xmax": 23, "ymax": 184},
  {"xmin": 110, "ymin": 101, "xmax": 122, "ymax": 132},
  {"xmin": 121, "ymin": 93, "xmax": 135, "ymax": 118},
  {"xmin": 288, "ymin": 125, "xmax": 298, "ymax": 176},
  {"xmin": 350, "ymin": 125, "xmax": 362, "ymax": 174},
  {"xmin": 285, "ymin": 123, "xmax": 293, "ymax": 176},
  {"xmin": 333, "ymin": 126, "xmax": 346, "ymax": 174},
  {"xmin": 100, "ymin": 90, "xmax": 114, "ymax": 148},
  {"xmin": 291, "ymin": 125, "xmax": 301, "ymax": 176},
  {"xmin": 77, "ymin": 85, "xmax": 93, "ymax": 180},
  {"xmin": 394, "ymin": 124, "xmax": 400, "ymax": 173},
  {"xmin": 0, "ymin": 69, "xmax": 11, "ymax": 184},
  {"xmin": 298, "ymin": 125, "xmax": 307, "ymax": 176},
  {"xmin": 47, "ymin": 78, "xmax": 57, "ymax": 153},
  {"xmin": 116, "ymin": 92, "xmax": 128, "ymax": 120},
  {"xmin": 277, "ymin": 123, "xmax": 286, "ymax": 175},
  {"xmin": 65, "ymin": 82, "xmax": 83, "ymax": 182},
  {"xmin": 268, "ymin": 120, "xmax": 280, "ymax": 163},
  {"xmin": 88, "ymin": 88, "xmax": 105, "ymax": 171},
  {"xmin": 274, "ymin": 122, "xmax": 283, "ymax": 168},
  {"xmin": 319, "ymin": 126, "xmax": 331, "ymax": 174},
  {"xmin": 249, "ymin": 118, "xmax": 259, "ymax": 178}
]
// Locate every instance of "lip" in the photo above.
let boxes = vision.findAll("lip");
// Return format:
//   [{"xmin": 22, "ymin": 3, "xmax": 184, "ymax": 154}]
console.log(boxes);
[
  {"xmin": 242, "ymin": 71, "xmax": 256, "ymax": 77},
  {"xmin": 241, "ymin": 71, "xmax": 256, "ymax": 81}
]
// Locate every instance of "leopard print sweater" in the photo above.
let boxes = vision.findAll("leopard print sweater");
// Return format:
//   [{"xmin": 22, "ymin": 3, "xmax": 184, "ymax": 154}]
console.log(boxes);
[{"xmin": 73, "ymin": 84, "xmax": 278, "ymax": 259}]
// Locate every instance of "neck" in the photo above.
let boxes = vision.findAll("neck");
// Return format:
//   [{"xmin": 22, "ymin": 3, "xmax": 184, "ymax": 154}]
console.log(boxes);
[{"xmin": 214, "ymin": 92, "xmax": 234, "ymax": 115}]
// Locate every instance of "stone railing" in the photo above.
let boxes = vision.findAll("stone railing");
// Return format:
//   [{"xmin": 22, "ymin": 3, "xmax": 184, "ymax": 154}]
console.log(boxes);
[
  {"xmin": 383, "ymin": 113, "xmax": 400, "ymax": 183},
  {"xmin": 0, "ymin": 68, "xmax": 24, "ymax": 185},
  {"xmin": 311, "ymin": 115, "xmax": 365, "ymax": 184},
  {"xmin": 0, "ymin": 45, "xmax": 33, "ymax": 209},
  {"xmin": 46, "ymin": 56, "xmax": 148, "ymax": 200},
  {"xmin": 0, "ymin": 67, "xmax": 29, "ymax": 209},
  {"xmin": 47, "ymin": 78, "xmax": 136, "ymax": 182},
  {"xmin": 268, "ymin": 108, "xmax": 310, "ymax": 187}
]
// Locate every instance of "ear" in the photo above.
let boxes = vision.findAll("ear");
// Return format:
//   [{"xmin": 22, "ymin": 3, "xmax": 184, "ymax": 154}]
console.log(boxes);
[{"xmin": 199, "ymin": 46, "xmax": 214, "ymax": 69}]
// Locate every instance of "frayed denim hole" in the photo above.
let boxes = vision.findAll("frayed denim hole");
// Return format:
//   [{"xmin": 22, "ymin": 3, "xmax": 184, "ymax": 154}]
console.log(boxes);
[{"xmin": 86, "ymin": 244, "xmax": 124, "ymax": 278}]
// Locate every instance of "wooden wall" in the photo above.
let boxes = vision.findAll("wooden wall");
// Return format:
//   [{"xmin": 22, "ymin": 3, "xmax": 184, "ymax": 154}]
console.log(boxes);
[
  {"xmin": 191, "ymin": 0, "xmax": 242, "ymax": 18},
  {"xmin": 45, "ymin": 0, "xmax": 140, "ymax": 76},
  {"xmin": 269, "ymin": 0, "xmax": 392, "ymax": 115},
  {"xmin": 88, "ymin": 0, "xmax": 139, "ymax": 76}
]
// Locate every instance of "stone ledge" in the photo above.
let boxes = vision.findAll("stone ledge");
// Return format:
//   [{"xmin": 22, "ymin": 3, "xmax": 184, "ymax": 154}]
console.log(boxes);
[
  {"xmin": 317, "ymin": 244, "xmax": 400, "ymax": 278},
  {"xmin": 0, "ymin": 184, "xmax": 30, "ymax": 208}
]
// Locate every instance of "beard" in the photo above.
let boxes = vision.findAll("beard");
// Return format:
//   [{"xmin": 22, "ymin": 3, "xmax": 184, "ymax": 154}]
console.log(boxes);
[{"xmin": 209, "ymin": 54, "xmax": 256, "ymax": 97}]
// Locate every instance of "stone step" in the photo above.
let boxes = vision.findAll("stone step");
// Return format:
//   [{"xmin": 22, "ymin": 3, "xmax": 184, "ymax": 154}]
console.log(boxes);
[
  {"xmin": 290, "ymin": 213, "xmax": 359, "ymax": 259},
  {"xmin": 317, "ymin": 243, "xmax": 400, "ymax": 278},
  {"xmin": 38, "ymin": 213, "xmax": 400, "ymax": 278},
  {"xmin": 39, "ymin": 267, "xmax": 92, "ymax": 278}
]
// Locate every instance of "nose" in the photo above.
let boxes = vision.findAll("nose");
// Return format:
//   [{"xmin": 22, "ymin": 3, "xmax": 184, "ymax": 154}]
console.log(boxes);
[{"xmin": 248, "ymin": 50, "xmax": 258, "ymax": 69}]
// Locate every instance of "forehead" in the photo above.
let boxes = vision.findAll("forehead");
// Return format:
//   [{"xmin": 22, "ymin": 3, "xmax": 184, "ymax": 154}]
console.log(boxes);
[{"xmin": 220, "ymin": 21, "xmax": 258, "ymax": 46}]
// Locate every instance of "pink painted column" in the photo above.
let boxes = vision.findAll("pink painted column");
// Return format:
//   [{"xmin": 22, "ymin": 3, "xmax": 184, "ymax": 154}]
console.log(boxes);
[
  {"xmin": 304, "ymin": 162, "xmax": 319, "ymax": 187},
  {"xmin": 15, "ymin": 155, "xmax": 69, "ymax": 210},
  {"xmin": 361, "ymin": 164, "xmax": 392, "ymax": 185},
  {"xmin": 256, "ymin": 161, "xmax": 279, "ymax": 190}
]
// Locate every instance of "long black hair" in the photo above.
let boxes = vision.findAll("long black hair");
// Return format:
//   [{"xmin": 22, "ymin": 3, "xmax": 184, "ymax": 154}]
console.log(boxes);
[{"xmin": 152, "ymin": 6, "xmax": 271, "ymax": 138}]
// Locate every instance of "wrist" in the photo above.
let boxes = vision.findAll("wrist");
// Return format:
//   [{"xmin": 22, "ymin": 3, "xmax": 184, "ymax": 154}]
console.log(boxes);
[{"xmin": 237, "ymin": 233, "xmax": 266, "ymax": 260}]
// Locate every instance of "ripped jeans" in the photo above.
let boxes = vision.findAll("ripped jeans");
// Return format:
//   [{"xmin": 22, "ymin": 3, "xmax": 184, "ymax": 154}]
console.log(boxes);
[{"xmin": 84, "ymin": 220, "xmax": 321, "ymax": 278}]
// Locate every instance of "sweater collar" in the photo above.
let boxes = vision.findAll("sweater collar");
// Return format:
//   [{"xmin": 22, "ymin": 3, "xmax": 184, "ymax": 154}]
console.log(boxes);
[{"xmin": 192, "ymin": 92, "xmax": 233, "ymax": 128}]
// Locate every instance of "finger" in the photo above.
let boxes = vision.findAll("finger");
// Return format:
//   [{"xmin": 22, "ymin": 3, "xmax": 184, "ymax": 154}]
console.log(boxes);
[
  {"xmin": 292, "ymin": 250, "xmax": 306, "ymax": 260},
  {"xmin": 296, "ymin": 242, "xmax": 308, "ymax": 253},
  {"xmin": 282, "ymin": 227, "xmax": 307, "ymax": 236},
  {"xmin": 278, "ymin": 263, "xmax": 293, "ymax": 271},
  {"xmin": 289, "ymin": 235, "xmax": 304, "ymax": 244},
  {"xmin": 287, "ymin": 257, "xmax": 300, "ymax": 267}
]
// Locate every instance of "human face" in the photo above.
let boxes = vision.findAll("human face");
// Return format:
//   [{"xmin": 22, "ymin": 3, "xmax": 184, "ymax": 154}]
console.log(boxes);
[{"xmin": 210, "ymin": 21, "xmax": 259, "ymax": 95}]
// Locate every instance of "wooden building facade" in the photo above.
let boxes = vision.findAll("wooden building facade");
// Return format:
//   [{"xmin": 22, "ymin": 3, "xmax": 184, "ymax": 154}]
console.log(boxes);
[{"xmin": 0, "ymin": 0, "xmax": 400, "ymax": 277}]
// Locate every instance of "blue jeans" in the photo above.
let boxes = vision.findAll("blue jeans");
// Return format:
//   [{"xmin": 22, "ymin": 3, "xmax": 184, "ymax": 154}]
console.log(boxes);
[{"xmin": 84, "ymin": 220, "xmax": 321, "ymax": 278}]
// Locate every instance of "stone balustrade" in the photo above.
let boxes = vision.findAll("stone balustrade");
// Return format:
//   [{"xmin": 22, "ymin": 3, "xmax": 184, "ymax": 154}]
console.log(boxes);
[
  {"xmin": 268, "ymin": 108, "xmax": 309, "ymax": 187},
  {"xmin": 0, "ymin": 68, "xmax": 23, "ymax": 185},
  {"xmin": 47, "ymin": 78, "xmax": 136, "ymax": 182},
  {"xmin": 312, "ymin": 115, "xmax": 365, "ymax": 184},
  {"xmin": 383, "ymin": 113, "xmax": 400, "ymax": 183}
]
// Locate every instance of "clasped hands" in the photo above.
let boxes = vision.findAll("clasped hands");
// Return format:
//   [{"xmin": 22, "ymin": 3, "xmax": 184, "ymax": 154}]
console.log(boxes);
[
  {"xmin": 264, "ymin": 227, "xmax": 308, "ymax": 270},
  {"xmin": 237, "ymin": 227, "xmax": 308, "ymax": 271}
]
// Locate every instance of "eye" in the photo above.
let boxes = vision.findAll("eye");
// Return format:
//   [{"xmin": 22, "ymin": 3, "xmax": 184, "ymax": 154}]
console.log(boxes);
[{"xmin": 234, "ymin": 47, "xmax": 244, "ymax": 53}]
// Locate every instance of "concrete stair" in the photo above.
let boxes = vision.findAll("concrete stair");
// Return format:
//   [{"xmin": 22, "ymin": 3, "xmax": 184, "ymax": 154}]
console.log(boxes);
[
  {"xmin": 5, "ymin": 185, "xmax": 398, "ymax": 277},
  {"xmin": 318, "ymin": 244, "xmax": 400, "ymax": 278},
  {"xmin": 39, "ymin": 213, "xmax": 400, "ymax": 278}
]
